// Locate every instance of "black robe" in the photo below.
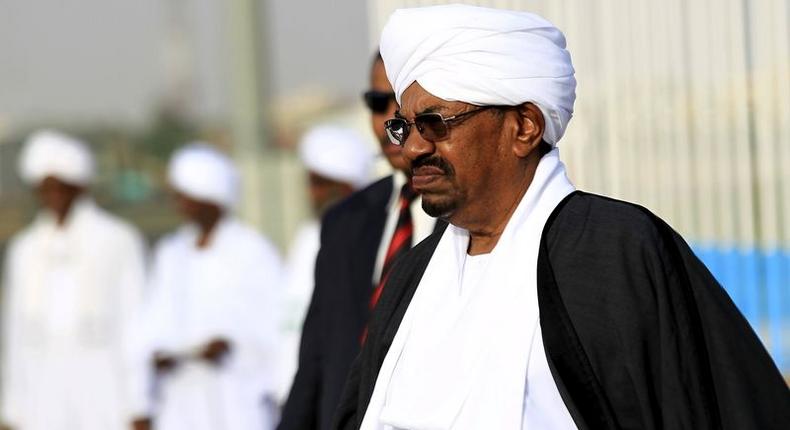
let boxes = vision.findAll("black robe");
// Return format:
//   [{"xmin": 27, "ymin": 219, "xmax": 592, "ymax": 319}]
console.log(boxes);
[{"xmin": 332, "ymin": 191, "xmax": 790, "ymax": 430}]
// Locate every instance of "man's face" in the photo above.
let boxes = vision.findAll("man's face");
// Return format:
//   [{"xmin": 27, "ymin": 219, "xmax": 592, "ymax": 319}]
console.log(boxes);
[
  {"xmin": 398, "ymin": 82, "xmax": 517, "ymax": 227},
  {"xmin": 307, "ymin": 172, "xmax": 354, "ymax": 216},
  {"xmin": 369, "ymin": 59, "xmax": 408, "ymax": 172},
  {"xmin": 173, "ymin": 192, "xmax": 223, "ymax": 226},
  {"xmin": 36, "ymin": 176, "xmax": 83, "ymax": 220}
]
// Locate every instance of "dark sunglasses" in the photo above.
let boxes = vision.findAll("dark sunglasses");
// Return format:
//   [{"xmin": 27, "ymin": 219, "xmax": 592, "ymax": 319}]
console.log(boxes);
[
  {"xmin": 384, "ymin": 105, "xmax": 502, "ymax": 146},
  {"xmin": 363, "ymin": 90, "xmax": 397, "ymax": 113}
]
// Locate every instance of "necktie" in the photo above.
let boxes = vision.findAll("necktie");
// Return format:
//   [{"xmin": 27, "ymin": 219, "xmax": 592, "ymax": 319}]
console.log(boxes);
[
  {"xmin": 371, "ymin": 182, "xmax": 417, "ymax": 308},
  {"xmin": 362, "ymin": 182, "xmax": 417, "ymax": 343}
]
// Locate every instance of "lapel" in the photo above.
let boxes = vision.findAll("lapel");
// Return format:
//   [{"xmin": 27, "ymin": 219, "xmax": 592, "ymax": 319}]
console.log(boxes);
[{"xmin": 348, "ymin": 176, "xmax": 394, "ymax": 304}]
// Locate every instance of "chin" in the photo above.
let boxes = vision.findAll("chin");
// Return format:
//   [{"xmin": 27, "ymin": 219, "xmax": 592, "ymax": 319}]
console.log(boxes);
[{"xmin": 422, "ymin": 197, "xmax": 456, "ymax": 219}]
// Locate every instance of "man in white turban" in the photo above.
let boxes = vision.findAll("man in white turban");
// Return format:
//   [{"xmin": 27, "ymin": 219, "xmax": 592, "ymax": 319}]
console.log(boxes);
[
  {"xmin": 142, "ymin": 143, "xmax": 283, "ymax": 430},
  {"xmin": 1, "ymin": 130, "xmax": 150, "ymax": 430},
  {"xmin": 275, "ymin": 126, "xmax": 374, "ymax": 405},
  {"xmin": 333, "ymin": 5, "xmax": 789, "ymax": 430}
]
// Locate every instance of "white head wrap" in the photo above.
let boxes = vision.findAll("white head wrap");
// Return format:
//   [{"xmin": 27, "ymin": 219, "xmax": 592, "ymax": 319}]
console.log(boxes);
[
  {"xmin": 167, "ymin": 143, "xmax": 240, "ymax": 209},
  {"xmin": 18, "ymin": 129, "xmax": 95, "ymax": 186},
  {"xmin": 299, "ymin": 125, "xmax": 374, "ymax": 190},
  {"xmin": 380, "ymin": 4, "xmax": 576, "ymax": 145}
]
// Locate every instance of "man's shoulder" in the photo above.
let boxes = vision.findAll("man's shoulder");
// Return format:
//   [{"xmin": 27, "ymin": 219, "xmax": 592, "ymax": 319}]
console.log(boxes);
[
  {"xmin": 546, "ymin": 191, "xmax": 667, "ymax": 247},
  {"xmin": 86, "ymin": 205, "xmax": 145, "ymax": 245},
  {"xmin": 322, "ymin": 175, "xmax": 393, "ymax": 228},
  {"xmin": 542, "ymin": 191, "xmax": 688, "ymax": 306},
  {"xmin": 152, "ymin": 228, "xmax": 186, "ymax": 259},
  {"xmin": 5, "ymin": 224, "xmax": 37, "ymax": 258}
]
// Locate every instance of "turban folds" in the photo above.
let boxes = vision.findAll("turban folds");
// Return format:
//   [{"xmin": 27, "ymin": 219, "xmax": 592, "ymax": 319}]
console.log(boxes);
[
  {"xmin": 299, "ymin": 125, "xmax": 374, "ymax": 190},
  {"xmin": 18, "ymin": 130, "xmax": 95, "ymax": 186},
  {"xmin": 380, "ymin": 4, "xmax": 576, "ymax": 145},
  {"xmin": 168, "ymin": 143, "xmax": 240, "ymax": 209}
]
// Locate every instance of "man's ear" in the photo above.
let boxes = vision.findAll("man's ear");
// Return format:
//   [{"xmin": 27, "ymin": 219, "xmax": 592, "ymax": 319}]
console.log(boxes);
[{"xmin": 513, "ymin": 103, "xmax": 545, "ymax": 158}]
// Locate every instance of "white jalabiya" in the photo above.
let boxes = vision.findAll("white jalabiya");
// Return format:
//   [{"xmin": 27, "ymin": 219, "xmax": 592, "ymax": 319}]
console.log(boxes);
[
  {"xmin": 380, "ymin": 4, "xmax": 576, "ymax": 145},
  {"xmin": 275, "ymin": 126, "xmax": 376, "ymax": 402},
  {"xmin": 144, "ymin": 217, "xmax": 283, "ymax": 430},
  {"xmin": 1, "ymin": 198, "xmax": 148, "ymax": 430},
  {"xmin": 361, "ymin": 149, "xmax": 577, "ymax": 430},
  {"xmin": 18, "ymin": 129, "xmax": 94, "ymax": 186}
]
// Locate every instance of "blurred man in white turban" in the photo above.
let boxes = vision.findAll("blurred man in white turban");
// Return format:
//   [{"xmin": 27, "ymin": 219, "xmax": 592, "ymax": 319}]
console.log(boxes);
[
  {"xmin": 275, "ymin": 126, "xmax": 374, "ymax": 405},
  {"xmin": 1, "ymin": 130, "xmax": 150, "ymax": 430},
  {"xmin": 334, "ymin": 5, "xmax": 790, "ymax": 430},
  {"xmin": 143, "ymin": 143, "xmax": 282, "ymax": 430}
]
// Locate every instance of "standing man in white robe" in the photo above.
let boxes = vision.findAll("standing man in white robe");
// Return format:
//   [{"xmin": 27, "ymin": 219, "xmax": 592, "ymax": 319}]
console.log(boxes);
[
  {"xmin": 1, "ymin": 130, "xmax": 150, "ymax": 430},
  {"xmin": 144, "ymin": 143, "xmax": 282, "ymax": 430},
  {"xmin": 276, "ymin": 126, "xmax": 374, "ymax": 405}
]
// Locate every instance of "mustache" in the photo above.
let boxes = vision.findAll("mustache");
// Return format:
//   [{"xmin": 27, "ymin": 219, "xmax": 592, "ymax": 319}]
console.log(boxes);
[{"xmin": 411, "ymin": 155, "xmax": 454, "ymax": 176}]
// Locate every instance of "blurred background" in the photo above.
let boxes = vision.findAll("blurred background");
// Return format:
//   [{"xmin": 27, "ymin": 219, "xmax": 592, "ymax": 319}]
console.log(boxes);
[{"xmin": 0, "ymin": 0, "xmax": 787, "ymax": 377}]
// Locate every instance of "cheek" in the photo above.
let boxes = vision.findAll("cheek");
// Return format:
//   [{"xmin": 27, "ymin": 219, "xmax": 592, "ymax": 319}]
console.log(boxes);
[
  {"xmin": 454, "ymin": 145, "xmax": 501, "ymax": 191},
  {"xmin": 371, "ymin": 113, "xmax": 388, "ymax": 134}
]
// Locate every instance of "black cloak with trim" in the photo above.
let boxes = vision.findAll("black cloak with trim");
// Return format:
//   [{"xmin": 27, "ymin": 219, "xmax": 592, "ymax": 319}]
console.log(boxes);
[{"xmin": 332, "ymin": 191, "xmax": 790, "ymax": 430}]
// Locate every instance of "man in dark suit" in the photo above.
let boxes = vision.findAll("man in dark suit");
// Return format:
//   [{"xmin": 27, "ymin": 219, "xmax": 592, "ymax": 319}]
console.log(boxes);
[{"xmin": 277, "ymin": 53, "xmax": 437, "ymax": 430}]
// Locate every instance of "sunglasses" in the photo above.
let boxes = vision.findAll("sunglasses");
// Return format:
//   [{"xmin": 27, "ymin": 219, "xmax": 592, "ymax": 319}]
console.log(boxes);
[
  {"xmin": 384, "ymin": 105, "xmax": 502, "ymax": 146},
  {"xmin": 363, "ymin": 90, "xmax": 397, "ymax": 114}
]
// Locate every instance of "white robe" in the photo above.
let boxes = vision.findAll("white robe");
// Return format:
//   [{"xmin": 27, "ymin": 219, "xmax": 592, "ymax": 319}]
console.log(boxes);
[
  {"xmin": 144, "ymin": 217, "xmax": 283, "ymax": 430},
  {"xmin": 1, "ymin": 198, "xmax": 149, "ymax": 430},
  {"xmin": 275, "ymin": 220, "xmax": 320, "ymax": 405}
]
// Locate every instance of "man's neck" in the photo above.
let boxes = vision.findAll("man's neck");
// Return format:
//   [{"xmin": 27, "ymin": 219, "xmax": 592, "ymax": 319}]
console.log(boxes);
[
  {"xmin": 464, "ymin": 164, "xmax": 536, "ymax": 255},
  {"xmin": 466, "ymin": 185, "xmax": 528, "ymax": 255},
  {"xmin": 53, "ymin": 196, "xmax": 82, "ymax": 228},
  {"xmin": 195, "ymin": 214, "xmax": 223, "ymax": 249}
]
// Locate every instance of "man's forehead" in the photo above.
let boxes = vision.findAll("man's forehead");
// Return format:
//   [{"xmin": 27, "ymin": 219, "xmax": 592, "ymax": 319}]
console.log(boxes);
[{"xmin": 398, "ymin": 82, "xmax": 463, "ymax": 116}]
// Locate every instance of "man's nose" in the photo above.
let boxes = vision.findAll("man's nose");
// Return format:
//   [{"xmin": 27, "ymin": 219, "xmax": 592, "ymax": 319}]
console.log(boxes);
[{"xmin": 403, "ymin": 128, "xmax": 435, "ymax": 163}]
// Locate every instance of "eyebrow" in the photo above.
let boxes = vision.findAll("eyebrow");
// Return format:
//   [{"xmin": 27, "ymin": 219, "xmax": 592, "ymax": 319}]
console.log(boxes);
[
  {"xmin": 416, "ymin": 105, "xmax": 446, "ymax": 115},
  {"xmin": 395, "ymin": 104, "xmax": 447, "ymax": 119}
]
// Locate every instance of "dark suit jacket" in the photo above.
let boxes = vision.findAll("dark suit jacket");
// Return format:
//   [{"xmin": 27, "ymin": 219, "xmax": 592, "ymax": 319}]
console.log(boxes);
[{"xmin": 333, "ymin": 191, "xmax": 790, "ymax": 430}]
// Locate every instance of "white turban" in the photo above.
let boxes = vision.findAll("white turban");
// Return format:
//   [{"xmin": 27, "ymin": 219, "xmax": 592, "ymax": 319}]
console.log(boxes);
[
  {"xmin": 380, "ymin": 4, "xmax": 576, "ymax": 145},
  {"xmin": 167, "ymin": 143, "xmax": 240, "ymax": 209},
  {"xmin": 299, "ymin": 125, "xmax": 374, "ymax": 189},
  {"xmin": 18, "ymin": 129, "xmax": 94, "ymax": 186}
]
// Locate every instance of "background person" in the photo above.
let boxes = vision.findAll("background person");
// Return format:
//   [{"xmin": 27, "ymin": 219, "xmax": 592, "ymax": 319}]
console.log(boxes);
[
  {"xmin": 143, "ymin": 143, "xmax": 283, "ymax": 430},
  {"xmin": 276, "ymin": 125, "xmax": 374, "ymax": 406},
  {"xmin": 1, "ymin": 130, "xmax": 150, "ymax": 430}
]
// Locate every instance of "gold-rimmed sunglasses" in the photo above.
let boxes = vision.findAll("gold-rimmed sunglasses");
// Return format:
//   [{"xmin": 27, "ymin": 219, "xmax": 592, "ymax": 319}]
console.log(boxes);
[{"xmin": 384, "ymin": 105, "xmax": 505, "ymax": 146}]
